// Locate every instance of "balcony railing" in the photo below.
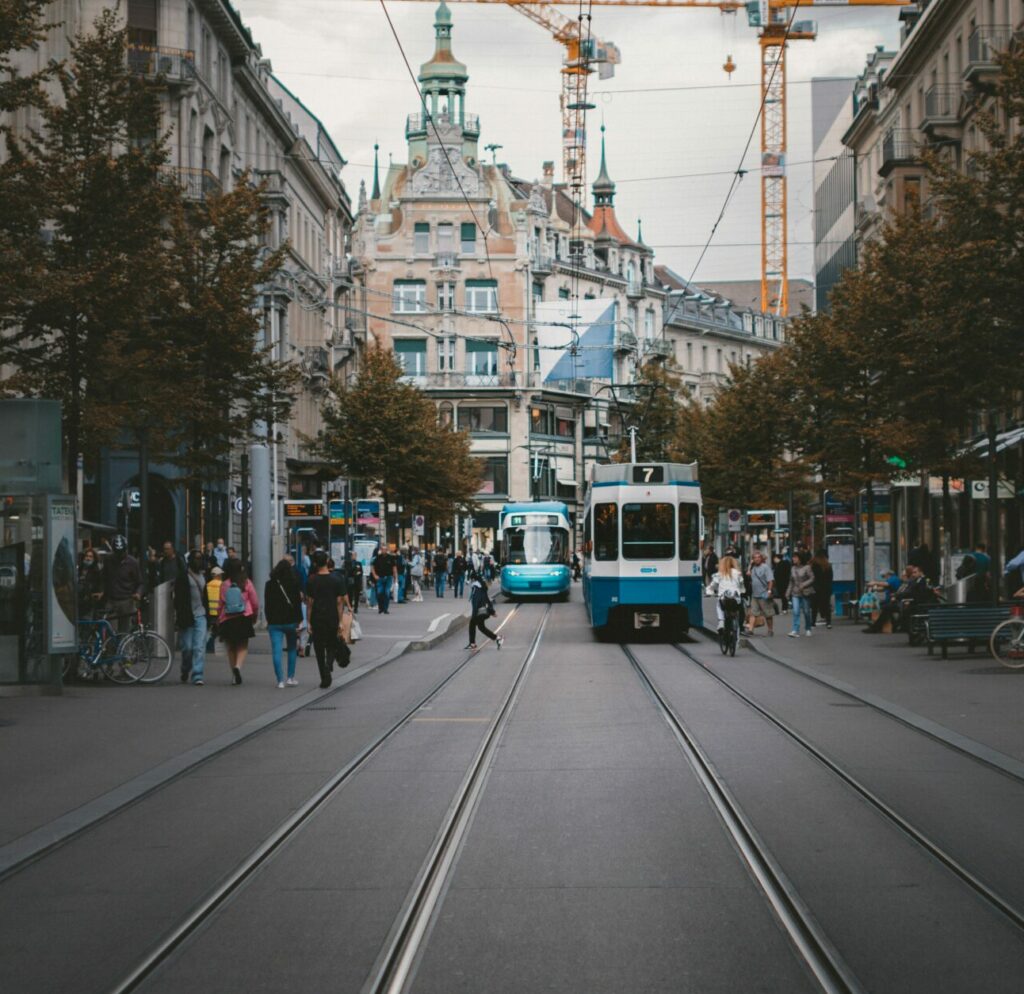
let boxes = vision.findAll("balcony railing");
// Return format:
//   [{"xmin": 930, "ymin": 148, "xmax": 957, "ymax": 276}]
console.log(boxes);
[
  {"xmin": 880, "ymin": 128, "xmax": 919, "ymax": 176},
  {"xmin": 615, "ymin": 332, "xmax": 638, "ymax": 354},
  {"xmin": 530, "ymin": 251, "xmax": 553, "ymax": 273},
  {"xmin": 433, "ymin": 253, "xmax": 459, "ymax": 270},
  {"xmin": 625, "ymin": 280, "xmax": 643, "ymax": 299},
  {"xmin": 965, "ymin": 26, "xmax": 1012, "ymax": 78},
  {"xmin": 644, "ymin": 338, "xmax": 673, "ymax": 360},
  {"xmin": 419, "ymin": 372, "xmax": 519, "ymax": 389},
  {"xmin": 922, "ymin": 84, "xmax": 961, "ymax": 126},
  {"xmin": 165, "ymin": 166, "xmax": 222, "ymax": 201},
  {"xmin": 127, "ymin": 45, "xmax": 195, "ymax": 83},
  {"xmin": 405, "ymin": 112, "xmax": 480, "ymax": 135}
]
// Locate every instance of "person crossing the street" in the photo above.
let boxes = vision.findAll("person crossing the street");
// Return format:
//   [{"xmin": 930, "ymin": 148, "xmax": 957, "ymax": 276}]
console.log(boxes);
[{"xmin": 466, "ymin": 569, "xmax": 503, "ymax": 651}]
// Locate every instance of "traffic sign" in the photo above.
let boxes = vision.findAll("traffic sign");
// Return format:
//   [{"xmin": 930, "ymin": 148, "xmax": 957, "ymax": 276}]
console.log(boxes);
[
  {"xmin": 233, "ymin": 496, "xmax": 253, "ymax": 514},
  {"xmin": 726, "ymin": 508, "xmax": 742, "ymax": 531},
  {"xmin": 970, "ymin": 479, "xmax": 1014, "ymax": 500},
  {"xmin": 413, "ymin": 514, "xmax": 425, "ymax": 536}
]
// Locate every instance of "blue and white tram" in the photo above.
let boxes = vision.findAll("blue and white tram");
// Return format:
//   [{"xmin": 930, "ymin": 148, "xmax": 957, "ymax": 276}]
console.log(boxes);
[
  {"xmin": 582, "ymin": 462, "xmax": 704, "ymax": 639},
  {"xmin": 498, "ymin": 502, "xmax": 573, "ymax": 600}
]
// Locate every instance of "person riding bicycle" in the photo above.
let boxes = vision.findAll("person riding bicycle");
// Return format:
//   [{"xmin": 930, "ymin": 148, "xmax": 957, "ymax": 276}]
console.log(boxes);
[{"xmin": 706, "ymin": 554, "xmax": 744, "ymax": 634}]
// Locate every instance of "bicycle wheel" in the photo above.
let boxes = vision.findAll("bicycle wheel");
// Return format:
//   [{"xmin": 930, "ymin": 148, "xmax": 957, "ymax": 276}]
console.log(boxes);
[
  {"xmin": 728, "ymin": 623, "xmax": 738, "ymax": 656},
  {"xmin": 719, "ymin": 620, "xmax": 729, "ymax": 655},
  {"xmin": 132, "ymin": 631, "xmax": 174, "ymax": 684},
  {"xmin": 990, "ymin": 619, "xmax": 1024, "ymax": 669},
  {"xmin": 101, "ymin": 635, "xmax": 148, "ymax": 683}
]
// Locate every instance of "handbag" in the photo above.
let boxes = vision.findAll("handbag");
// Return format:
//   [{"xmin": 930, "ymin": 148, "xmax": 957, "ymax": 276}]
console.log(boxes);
[{"xmin": 350, "ymin": 619, "xmax": 362, "ymax": 642}]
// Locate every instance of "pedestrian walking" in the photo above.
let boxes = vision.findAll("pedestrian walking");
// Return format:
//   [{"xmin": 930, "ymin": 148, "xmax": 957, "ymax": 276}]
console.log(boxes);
[
  {"xmin": 344, "ymin": 551, "xmax": 364, "ymax": 614},
  {"xmin": 306, "ymin": 550, "xmax": 350, "ymax": 688},
  {"xmin": 410, "ymin": 547, "xmax": 424, "ymax": 600},
  {"xmin": 371, "ymin": 545, "xmax": 395, "ymax": 614},
  {"xmin": 701, "ymin": 544, "xmax": 719, "ymax": 586},
  {"xmin": 451, "ymin": 550, "xmax": 467, "ymax": 598},
  {"xmin": 772, "ymin": 552, "xmax": 791, "ymax": 612},
  {"xmin": 433, "ymin": 548, "xmax": 448, "ymax": 597},
  {"xmin": 77, "ymin": 548, "xmax": 104, "ymax": 620},
  {"xmin": 205, "ymin": 566, "xmax": 223, "ymax": 653},
  {"xmin": 265, "ymin": 558, "xmax": 303, "ymax": 688},
  {"xmin": 177, "ymin": 550, "xmax": 210, "ymax": 685},
  {"xmin": 212, "ymin": 537, "xmax": 229, "ymax": 568},
  {"xmin": 786, "ymin": 551, "xmax": 815, "ymax": 637},
  {"xmin": 218, "ymin": 557, "xmax": 259, "ymax": 684},
  {"xmin": 810, "ymin": 548, "xmax": 834, "ymax": 628},
  {"xmin": 745, "ymin": 550, "xmax": 776, "ymax": 636},
  {"xmin": 466, "ymin": 569, "xmax": 503, "ymax": 650},
  {"xmin": 395, "ymin": 548, "xmax": 408, "ymax": 604}
]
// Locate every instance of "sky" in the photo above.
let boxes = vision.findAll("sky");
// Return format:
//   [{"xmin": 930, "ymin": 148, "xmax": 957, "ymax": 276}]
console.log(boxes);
[{"xmin": 232, "ymin": 0, "xmax": 902, "ymax": 285}]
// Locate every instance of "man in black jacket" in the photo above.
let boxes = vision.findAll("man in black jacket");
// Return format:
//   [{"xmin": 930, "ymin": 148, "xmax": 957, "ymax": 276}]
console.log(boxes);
[{"xmin": 104, "ymin": 535, "xmax": 144, "ymax": 632}]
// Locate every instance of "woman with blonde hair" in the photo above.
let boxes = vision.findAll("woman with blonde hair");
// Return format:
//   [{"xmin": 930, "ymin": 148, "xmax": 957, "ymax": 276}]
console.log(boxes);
[{"xmin": 706, "ymin": 554, "xmax": 744, "ymax": 634}]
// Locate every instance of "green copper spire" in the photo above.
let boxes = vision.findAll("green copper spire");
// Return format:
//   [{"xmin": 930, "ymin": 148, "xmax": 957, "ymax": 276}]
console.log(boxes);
[
  {"xmin": 371, "ymin": 143, "xmax": 380, "ymax": 200},
  {"xmin": 592, "ymin": 124, "xmax": 615, "ymax": 208}
]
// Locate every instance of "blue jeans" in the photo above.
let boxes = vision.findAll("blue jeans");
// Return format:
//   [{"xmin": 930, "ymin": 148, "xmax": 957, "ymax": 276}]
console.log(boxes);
[
  {"xmin": 376, "ymin": 577, "xmax": 392, "ymax": 613},
  {"xmin": 180, "ymin": 614, "xmax": 207, "ymax": 682},
  {"xmin": 398, "ymin": 573, "xmax": 406, "ymax": 603},
  {"xmin": 434, "ymin": 572, "xmax": 446, "ymax": 597},
  {"xmin": 790, "ymin": 595, "xmax": 812, "ymax": 634},
  {"xmin": 268, "ymin": 623, "xmax": 298, "ymax": 682},
  {"xmin": 452, "ymin": 574, "xmax": 465, "ymax": 598}
]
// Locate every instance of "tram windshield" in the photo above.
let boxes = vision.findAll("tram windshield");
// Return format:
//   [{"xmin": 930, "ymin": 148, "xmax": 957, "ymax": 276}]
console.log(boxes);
[{"xmin": 504, "ymin": 526, "xmax": 569, "ymax": 565}]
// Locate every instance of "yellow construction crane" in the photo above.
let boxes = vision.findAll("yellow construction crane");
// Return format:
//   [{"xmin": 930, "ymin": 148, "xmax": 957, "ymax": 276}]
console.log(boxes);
[{"xmin": 386, "ymin": 0, "xmax": 905, "ymax": 314}]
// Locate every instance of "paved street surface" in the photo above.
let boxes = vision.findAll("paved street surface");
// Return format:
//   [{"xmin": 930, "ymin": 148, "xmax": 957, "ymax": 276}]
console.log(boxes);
[{"xmin": 3, "ymin": 590, "xmax": 1024, "ymax": 992}]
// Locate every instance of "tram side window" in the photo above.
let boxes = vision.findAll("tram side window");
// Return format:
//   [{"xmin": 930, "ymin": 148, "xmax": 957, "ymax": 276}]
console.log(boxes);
[
  {"xmin": 622, "ymin": 503, "xmax": 675, "ymax": 560},
  {"xmin": 593, "ymin": 502, "xmax": 617, "ymax": 561},
  {"xmin": 583, "ymin": 509, "xmax": 592, "ymax": 560},
  {"xmin": 679, "ymin": 503, "xmax": 700, "ymax": 561}
]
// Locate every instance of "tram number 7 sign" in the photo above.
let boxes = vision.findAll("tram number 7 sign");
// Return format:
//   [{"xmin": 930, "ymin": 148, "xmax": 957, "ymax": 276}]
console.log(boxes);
[{"xmin": 631, "ymin": 465, "xmax": 665, "ymax": 484}]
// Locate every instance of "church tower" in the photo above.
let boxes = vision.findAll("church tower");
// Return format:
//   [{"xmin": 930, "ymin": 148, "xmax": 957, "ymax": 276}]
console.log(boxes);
[{"xmin": 406, "ymin": 1, "xmax": 481, "ymax": 170}]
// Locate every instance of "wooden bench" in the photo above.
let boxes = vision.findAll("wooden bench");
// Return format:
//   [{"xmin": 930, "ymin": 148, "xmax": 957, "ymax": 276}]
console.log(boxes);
[{"xmin": 925, "ymin": 604, "xmax": 1010, "ymax": 658}]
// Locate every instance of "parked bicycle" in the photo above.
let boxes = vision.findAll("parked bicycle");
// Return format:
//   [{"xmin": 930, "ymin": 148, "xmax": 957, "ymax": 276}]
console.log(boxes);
[
  {"xmin": 990, "ymin": 599, "xmax": 1024, "ymax": 670},
  {"xmin": 66, "ymin": 603, "xmax": 173, "ymax": 684}
]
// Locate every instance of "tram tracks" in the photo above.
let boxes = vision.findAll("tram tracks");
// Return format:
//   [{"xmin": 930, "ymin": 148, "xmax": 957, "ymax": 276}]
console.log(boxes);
[
  {"xmin": 0, "ymin": 611, "xmax": 493, "ymax": 884},
  {"xmin": 108, "ymin": 603, "xmax": 550, "ymax": 994},
  {"xmin": 624, "ymin": 637, "xmax": 1024, "ymax": 991},
  {"xmin": 621, "ymin": 644, "xmax": 865, "ymax": 994}
]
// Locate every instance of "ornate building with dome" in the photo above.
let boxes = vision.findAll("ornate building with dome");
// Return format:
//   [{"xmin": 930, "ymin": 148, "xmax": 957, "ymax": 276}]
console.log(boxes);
[{"xmin": 351, "ymin": 1, "xmax": 784, "ymax": 547}]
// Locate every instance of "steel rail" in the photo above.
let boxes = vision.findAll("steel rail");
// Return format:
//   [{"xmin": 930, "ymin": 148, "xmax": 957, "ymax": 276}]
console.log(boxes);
[
  {"xmin": 364, "ymin": 605, "xmax": 552, "ymax": 994},
  {"xmin": 0, "ymin": 615, "xmax": 478, "ymax": 884},
  {"xmin": 107, "ymin": 604, "xmax": 532, "ymax": 994},
  {"xmin": 622, "ymin": 644, "xmax": 866, "ymax": 994},
  {"xmin": 673, "ymin": 639, "xmax": 1024, "ymax": 934},
  {"xmin": 703, "ymin": 626, "xmax": 1024, "ymax": 787}
]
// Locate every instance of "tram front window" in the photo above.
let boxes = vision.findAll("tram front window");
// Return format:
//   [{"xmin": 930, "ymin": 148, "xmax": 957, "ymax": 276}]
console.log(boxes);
[
  {"xmin": 505, "ymin": 527, "xmax": 568, "ymax": 565},
  {"xmin": 622, "ymin": 503, "xmax": 675, "ymax": 559}
]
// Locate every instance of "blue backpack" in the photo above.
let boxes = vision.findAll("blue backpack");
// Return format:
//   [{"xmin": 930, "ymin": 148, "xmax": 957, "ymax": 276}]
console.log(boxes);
[{"xmin": 223, "ymin": 582, "xmax": 246, "ymax": 615}]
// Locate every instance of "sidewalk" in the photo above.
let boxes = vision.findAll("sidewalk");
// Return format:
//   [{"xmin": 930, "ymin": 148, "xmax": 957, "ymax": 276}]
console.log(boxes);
[
  {"xmin": 706, "ymin": 596, "xmax": 1024, "ymax": 764},
  {"xmin": 0, "ymin": 591, "xmax": 471, "ymax": 852}
]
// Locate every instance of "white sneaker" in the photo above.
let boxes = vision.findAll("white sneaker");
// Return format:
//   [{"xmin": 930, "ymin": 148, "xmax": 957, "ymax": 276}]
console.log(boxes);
[
  {"xmin": 787, "ymin": 631, "xmax": 799, "ymax": 638},
  {"xmin": 286, "ymin": 677, "xmax": 298, "ymax": 686},
  {"xmin": 496, "ymin": 636, "xmax": 504, "ymax": 650},
  {"xmin": 805, "ymin": 631, "xmax": 812, "ymax": 637},
  {"xmin": 277, "ymin": 681, "xmax": 285, "ymax": 689}
]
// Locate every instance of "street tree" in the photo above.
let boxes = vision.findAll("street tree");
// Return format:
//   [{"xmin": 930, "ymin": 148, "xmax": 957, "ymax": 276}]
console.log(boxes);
[
  {"xmin": 0, "ymin": 9, "xmax": 180, "ymax": 491},
  {"xmin": 160, "ymin": 179, "xmax": 295, "ymax": 537},
  {"xmin": 312, "ymin": 347, "xmax": 482, "ymax": 522},
  {"xmin": 612, "ymin": 358, "xmax": 687, "ymax": 463}
]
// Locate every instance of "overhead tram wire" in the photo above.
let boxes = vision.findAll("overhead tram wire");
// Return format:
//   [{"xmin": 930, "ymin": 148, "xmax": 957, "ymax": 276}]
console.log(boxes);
[
  {"xmin": 658, "ymin": 2, "xmax": 801, "ymax": 336},
  {"xmin": 377, "ymin": 0, "xmax": 519, "ymax": 361}
]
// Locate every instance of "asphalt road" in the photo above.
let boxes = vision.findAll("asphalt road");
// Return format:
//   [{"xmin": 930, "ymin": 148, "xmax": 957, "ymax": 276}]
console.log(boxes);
[{"xmin": 4, "ymin": 595, "xmax": 1024, "ymax": 993}]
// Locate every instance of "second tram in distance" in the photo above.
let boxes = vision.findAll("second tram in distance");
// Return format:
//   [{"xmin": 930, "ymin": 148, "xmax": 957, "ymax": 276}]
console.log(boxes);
[
  {"xmin": 498, "ymin": 501, "xmax": 572, "ymax": 600},
  {"xmin": 582, "ymin": 462, "xmax": 704, "ymax": 640}
]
